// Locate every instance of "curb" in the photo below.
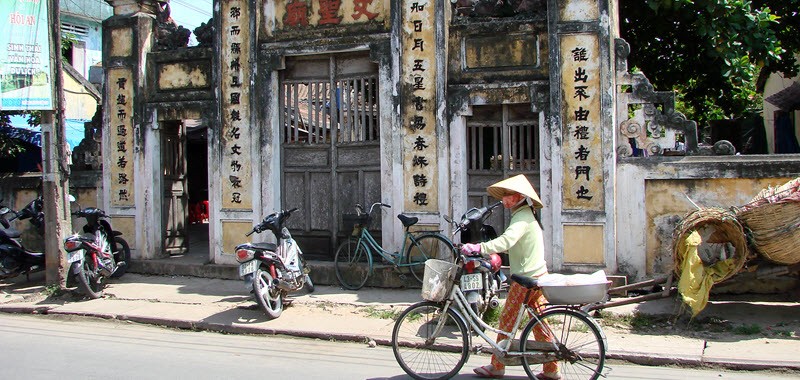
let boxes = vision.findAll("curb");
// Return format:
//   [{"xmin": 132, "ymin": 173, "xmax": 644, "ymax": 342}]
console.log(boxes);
[{"xmin": 2, "ymin": 304, "xmax": 800, "ymax": 373}]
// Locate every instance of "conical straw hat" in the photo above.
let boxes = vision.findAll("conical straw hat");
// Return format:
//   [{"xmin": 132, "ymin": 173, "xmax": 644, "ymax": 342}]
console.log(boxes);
[{"xmin": 487, "ymin": 174, "xmax": 543, "ymax": 208}]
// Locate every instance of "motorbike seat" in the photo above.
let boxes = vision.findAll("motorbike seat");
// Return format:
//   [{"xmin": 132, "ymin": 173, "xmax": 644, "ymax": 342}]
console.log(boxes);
[
  {"xmin": 26, "ymin": 251, "xmax": 44, "ymax": 258},
  {"xmin": 397, "ymin": 214, "xmax": 418, "ymax": 227},
  {"xmin": 1, "ymin": 228, "xmax": 21, "ymax": 239},
  {"xmin": 511, "ymin": 274, "xmax": 539, "ymax": 289},
  {"xmin": 251, "ymin": 242, "xmax": 277, "ymax": 252}
]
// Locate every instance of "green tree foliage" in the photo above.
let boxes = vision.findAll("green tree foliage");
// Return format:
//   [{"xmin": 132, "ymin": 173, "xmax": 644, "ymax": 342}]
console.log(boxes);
[
  {"xmin": 0, "ymin": 112, "xmax": 40, "ymax": 158},
  {"xmin": 0, "ymin": 113, "xmax": 26, "ymax": 158},
  {"xmin": 620, "ymin": 0, "xmax": 799, "ymax": 127}
]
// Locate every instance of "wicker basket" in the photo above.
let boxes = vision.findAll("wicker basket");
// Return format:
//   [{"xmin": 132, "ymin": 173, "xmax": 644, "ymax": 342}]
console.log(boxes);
[
  {"xmin": 737, "ymin": 200, "xmax": 800, "ymax": 265},
  {"xmin": 672, "ymin": 208, "xmax": 749, "ymax": 284}
]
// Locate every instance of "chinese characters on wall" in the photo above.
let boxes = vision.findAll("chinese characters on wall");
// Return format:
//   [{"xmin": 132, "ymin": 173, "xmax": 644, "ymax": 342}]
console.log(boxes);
[
  {"xmin": 221, "ymin": 0, "xmax": 252, "ymax": 209},
  {"xmin": 561, "ymin": 34, "xmax": 604, "ymax": 211},
  {"xmin": 275, "ymin": 0, "xmax": 386, "ymax": 29},
  {"xmin": 402, "ymin": 0, "xmax": 438, "ymax": 211},
  {"xmin": 108, "ymin": 68, "xmax": 135, "ymax": 207}
]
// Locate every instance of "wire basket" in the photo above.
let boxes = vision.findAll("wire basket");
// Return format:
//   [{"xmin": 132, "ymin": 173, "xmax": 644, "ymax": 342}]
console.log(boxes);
[
  {"xmin": 421, "ymin": 259, "xmax": 458, "ymax": 302},
  {"xmin": 342, "ymin": 213, "xmax": 371, "ymax": 235}
]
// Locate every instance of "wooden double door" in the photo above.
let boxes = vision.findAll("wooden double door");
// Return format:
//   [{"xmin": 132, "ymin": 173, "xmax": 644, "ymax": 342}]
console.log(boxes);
[{"xmin": 280, "ymin": 53, "xmax": 382, "ymax": 260}]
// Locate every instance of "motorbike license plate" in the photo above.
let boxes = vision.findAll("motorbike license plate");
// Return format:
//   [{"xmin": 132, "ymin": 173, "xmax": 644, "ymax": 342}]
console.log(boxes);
[
  {"xmin": 239, "ymin": 260, "xmax": 258, "ymax": 277},
  {"xmin": 460, "ymin": 273, "xmax": 482, "ymax": 291},
  {"xmin": 67, "ymin": 250, "xmax": 84, "ymax": 263}
]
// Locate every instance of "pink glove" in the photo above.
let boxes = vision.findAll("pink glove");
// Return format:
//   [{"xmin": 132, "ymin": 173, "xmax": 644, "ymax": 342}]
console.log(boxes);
[{"xmin": 461, "ymin": 243, "xmax": 481, "ymax": 256}]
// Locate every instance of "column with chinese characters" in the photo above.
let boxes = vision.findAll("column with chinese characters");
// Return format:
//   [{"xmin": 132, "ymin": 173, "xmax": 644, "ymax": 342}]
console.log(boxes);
[
  {"xmin": 550, "ymin": 0, "xmax": 617, "ymax": 270},
  {"xmin": 219, "ymin": 0, "xmax": 254, "ymax": 258},
  {"xmin": 401, "ymin": 0, "xmax": 438, "ymax": 213}
]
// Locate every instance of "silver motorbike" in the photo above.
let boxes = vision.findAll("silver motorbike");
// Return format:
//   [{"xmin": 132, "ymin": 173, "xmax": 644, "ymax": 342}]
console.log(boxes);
[{"xmin": 235, "ymin": 208, "xmax": 313, "ymax": 320}]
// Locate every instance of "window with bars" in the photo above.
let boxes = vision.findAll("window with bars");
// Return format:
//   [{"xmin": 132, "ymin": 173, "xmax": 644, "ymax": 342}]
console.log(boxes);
[
  {"xmin": 281, "ymin": 77, "xmax": 379, "ymax": 145},
  {"xmin": 61, "ymin": 23, "xmax": 89, "ymax": 38},
  {"xmin": 466, "ymin": 104, "xmax": 539, "ymax": 172}
]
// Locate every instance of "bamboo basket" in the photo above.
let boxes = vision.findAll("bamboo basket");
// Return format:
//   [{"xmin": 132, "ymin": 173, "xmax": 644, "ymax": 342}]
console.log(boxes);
[
  {"xmin": 672, "ymin": 207, "xmax": 749, "ymax": 284},
  {"xmin": 736, "ymin": 180, "xmax": 800, "ymax": 265}
]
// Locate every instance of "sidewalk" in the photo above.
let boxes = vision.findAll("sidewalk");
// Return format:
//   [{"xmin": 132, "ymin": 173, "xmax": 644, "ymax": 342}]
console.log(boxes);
[{"xmin": 1, "ymin": 272, "xmax": 799, "ymax": 373}]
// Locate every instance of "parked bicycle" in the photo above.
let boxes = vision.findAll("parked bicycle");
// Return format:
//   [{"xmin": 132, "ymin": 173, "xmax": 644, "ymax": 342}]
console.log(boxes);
[
  {"xmin": 334, "ymin": 202, "xmax": 456, "ymax": 290},
  {"xmin": 391, "ymin": 254, "xmax": 608, "ymax": 380}
]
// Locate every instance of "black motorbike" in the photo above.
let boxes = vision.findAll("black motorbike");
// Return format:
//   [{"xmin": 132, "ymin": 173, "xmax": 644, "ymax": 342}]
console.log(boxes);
[
  {"xmin": 0, "ymin": 197, "xmax": 46, "ymax": 280},
  {"xmin": 65, "ymin": 206, "xmax": 131, "ymax": 298},
  {"xmin": 444, "ymin": 201, "xmax": 507, "ymax": 319},
  {"xmin": 235, "ymin": 208, "xmax": 313, "ymax": 320}
]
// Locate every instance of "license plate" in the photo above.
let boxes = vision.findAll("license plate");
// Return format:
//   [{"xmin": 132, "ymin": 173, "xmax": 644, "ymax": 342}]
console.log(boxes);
[
  {"xmin": 67, "ymin": 250, "xmax": 84, "ymax": 264},
  {"xmin": 460, "ymin": 273, "xmax": 482, "ymax": 291},
  {"xmin": 239, "ymin": 260, "xmax": 258, "ymax": 277}
]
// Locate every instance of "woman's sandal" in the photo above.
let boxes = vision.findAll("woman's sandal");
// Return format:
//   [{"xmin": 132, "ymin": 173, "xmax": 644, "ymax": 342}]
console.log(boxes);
[{"xmin": 473, "ymin": 365, "xmax": 504, "ymax": 378}]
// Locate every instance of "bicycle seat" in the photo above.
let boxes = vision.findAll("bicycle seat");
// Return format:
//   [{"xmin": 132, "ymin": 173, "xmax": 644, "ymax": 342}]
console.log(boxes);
[
  {"xmin": 511, "ymin": 274, "xmax": 539, "ymax": 289},
  {"xmin": 397, "ymin": 214, "xmax": 418, "ymax": 227}
]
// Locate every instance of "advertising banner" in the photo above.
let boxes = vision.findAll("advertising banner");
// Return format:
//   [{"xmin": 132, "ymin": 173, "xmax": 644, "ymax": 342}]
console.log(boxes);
[{"xmin": 0, "ymin": 0, "xmax": 53, "ymax": 110}]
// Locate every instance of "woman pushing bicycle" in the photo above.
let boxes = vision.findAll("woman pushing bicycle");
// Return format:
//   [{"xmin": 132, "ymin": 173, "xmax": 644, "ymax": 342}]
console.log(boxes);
[{"xmin": 460, "ymin": 174, "xmax": 559, "ymax": 380}]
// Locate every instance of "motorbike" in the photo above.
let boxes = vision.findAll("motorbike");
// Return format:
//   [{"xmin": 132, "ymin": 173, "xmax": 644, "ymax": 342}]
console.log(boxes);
[
  {"xmin": 64, "ymin": 205, "xmax": 131, "ymax": 298},
  {"xmin": 444, "ymin": 201, "xmax": 507, "ymax": 319},
  {"xmin": 235, "ymin": 208, "xmax": 313, "ymax": 320},
  {"xmin": 0, "ymin": 197, "xmax": 46, "ymax": 280}
]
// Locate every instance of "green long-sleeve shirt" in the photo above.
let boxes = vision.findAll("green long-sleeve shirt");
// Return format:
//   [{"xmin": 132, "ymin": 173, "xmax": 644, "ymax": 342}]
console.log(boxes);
[{"xmin": 479, "ymin": 206, "xmax": 546, "ymax": 278}]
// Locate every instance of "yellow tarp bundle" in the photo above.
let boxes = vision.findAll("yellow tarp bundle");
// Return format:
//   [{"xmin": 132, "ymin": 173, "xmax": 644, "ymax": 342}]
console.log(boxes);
[{"xmin": 677, "ymin": 231, "xmax": 737, "ymax": 316}]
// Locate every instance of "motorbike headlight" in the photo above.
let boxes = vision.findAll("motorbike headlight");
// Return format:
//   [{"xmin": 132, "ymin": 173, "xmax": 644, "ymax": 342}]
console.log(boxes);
[
  {"xmin": 64, "ymin": 237, "xmax": 83, "ymax": 252},
  {"xmin": 235, "ymin": 247, "xmax": 255, "ymax": 263}
]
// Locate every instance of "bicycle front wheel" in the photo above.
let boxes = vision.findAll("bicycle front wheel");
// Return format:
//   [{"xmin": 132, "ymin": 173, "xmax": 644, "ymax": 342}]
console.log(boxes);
[
  {"xmin": 334, "ymin": 238, "xmax": 372, "ymax": 290},
  {"xmin": 520, "ymin": 307, "xmax": 606, "ymax": 380},
  {"xmin": 392, "ymin": 301, "xmax": 470, "ymax": 380},
  {"xmin": 406, "ymin": 234, "xmax": 456, "ymax": 283}
]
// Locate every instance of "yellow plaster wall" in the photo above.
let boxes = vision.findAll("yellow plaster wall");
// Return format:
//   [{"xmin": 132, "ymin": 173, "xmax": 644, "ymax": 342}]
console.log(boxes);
[
  {"xmin": 158, "ymin": 63, "xmax": 209, "ymax": 90},
  {"xmin": 109, "ymin": 216, "xmax": 136, "ymax": 252},
  {"xmin": 222, "ymin": 220, "xmax": 254, "ymax": 256},
  {"xmin": 109, "ymin": 28, "xmax": 132, "ymax": 57},
  {"xmin": 644, "ymin": 177, "xmax": 793, "ymax": 274},
  {"xmin": 62, "ymin": 74, "xmax": 99, "ymax": 120},
  {"xmin": 563, "ymin": 224, "xmax": 604, "ymax": 264}
]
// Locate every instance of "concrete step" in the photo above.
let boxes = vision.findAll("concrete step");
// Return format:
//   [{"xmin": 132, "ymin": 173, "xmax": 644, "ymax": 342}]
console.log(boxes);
[{"xmin": 128, "ymin": 259, "xmax": 422, "ymax": 289}]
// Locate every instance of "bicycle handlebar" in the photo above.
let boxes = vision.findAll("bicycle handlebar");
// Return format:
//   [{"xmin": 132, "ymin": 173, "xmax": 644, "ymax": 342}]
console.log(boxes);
[{"xmin": 356, "ymin": 202, "xmax": 391, "ymax": 217}]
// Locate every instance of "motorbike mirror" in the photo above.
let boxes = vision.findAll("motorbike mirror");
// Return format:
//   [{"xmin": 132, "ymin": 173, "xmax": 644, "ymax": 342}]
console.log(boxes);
[
  {"xmin": 0, "ymin": 206, "xmax": 8, "ymax": 215},
  {"xmin": 68, "ymin": 194, "xmax": 76, "ymax": 202},
  {"xmin": 443, "ymin": 215, "xmax": 453, "ymax": 223}
]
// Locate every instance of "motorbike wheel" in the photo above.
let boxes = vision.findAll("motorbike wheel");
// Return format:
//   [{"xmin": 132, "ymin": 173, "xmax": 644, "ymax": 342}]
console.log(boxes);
[
  {"xmin": 73, "ymin": 260, "xmax": 104, "ymax": 299},
  {"xmin": 252, "ymin": 268, "xmax": 283, "ymax": 319},
  {"xmin": 110, "ymin": 236, "xmax": 131, "ymax": 278}
]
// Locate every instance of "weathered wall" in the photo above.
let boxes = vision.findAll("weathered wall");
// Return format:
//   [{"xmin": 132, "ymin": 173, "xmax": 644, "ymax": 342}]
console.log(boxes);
[{"xmin": 616, "ymin": 155, "xmax": 800, "ymax": 281}]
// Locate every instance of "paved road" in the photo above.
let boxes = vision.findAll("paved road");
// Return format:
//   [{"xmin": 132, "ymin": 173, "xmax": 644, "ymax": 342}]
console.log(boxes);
[{"xmin": 0, "ymin": 314, "xmax": 796, "ymax": 379}]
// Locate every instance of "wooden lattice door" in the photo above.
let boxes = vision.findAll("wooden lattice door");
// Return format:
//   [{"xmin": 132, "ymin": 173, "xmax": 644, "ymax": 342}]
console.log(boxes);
[{"xmin": 280, "ymin": 53, "xmax": 381, "ymax": 260}]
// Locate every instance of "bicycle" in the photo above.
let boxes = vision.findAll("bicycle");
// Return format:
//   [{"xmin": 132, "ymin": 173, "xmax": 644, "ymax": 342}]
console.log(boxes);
[
  {"xmin": 334, "ymin": 202, "xmax": 457, "ymax": 290},
  {"xmin": 391, "ymin": 254, "xmax": 608, "ymax": 380}
]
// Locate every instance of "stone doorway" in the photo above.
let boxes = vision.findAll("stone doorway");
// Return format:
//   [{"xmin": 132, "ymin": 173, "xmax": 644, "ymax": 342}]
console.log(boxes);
[{"xmin": 160, "ymin": 119, "xmax": 210, "ymax": 259}]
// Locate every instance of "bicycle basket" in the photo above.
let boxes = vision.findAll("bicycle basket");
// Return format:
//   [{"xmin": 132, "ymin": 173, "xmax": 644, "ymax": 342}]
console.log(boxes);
[
  {"xmin": 421, "ymin": 259, "xmax": 458, "ymax": 302},
  {"xmin": 342, "ymin": 213, "xmax": 371, "ymax": 235}
]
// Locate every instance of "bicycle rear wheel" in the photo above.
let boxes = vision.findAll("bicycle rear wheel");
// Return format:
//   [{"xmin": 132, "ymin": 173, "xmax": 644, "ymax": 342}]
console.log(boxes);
[
  {"xmin": 334, "ymin": 238, "xmax": 372, "ymax": 290},
  {"xmin": 392, "ymin": 301, "xmax": 469, "ymax": 380},
  {"xmin": 405, "ymin": 234, "xmax": 456, "ymax": 283},
  {"xmin": 520, "ymin": 307, "xmax": 606, "ymax": 380}
]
